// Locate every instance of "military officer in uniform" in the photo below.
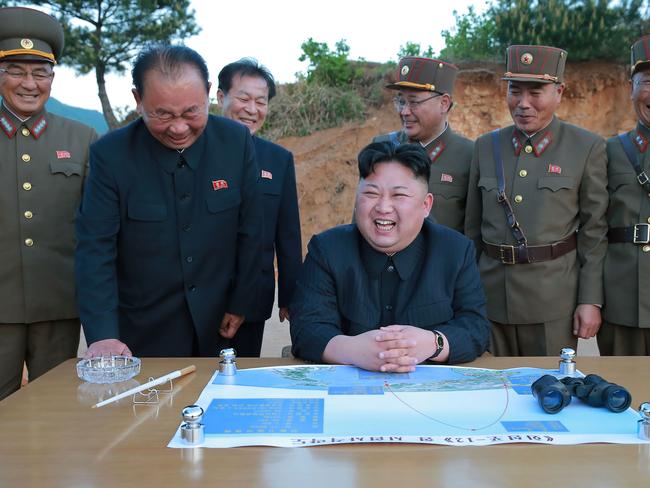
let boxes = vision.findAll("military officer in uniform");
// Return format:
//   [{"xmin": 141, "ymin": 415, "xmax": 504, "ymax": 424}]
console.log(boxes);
[
  {"xmin": 598, "ymin": 37, "xmax": 650, "ymax": 355},
  {"xmin": 217, "ymin": 58, "xmax": 302, "ymax": 357},
  {"xmin": 0, "ymin": 7, "xmax": 98, "ymax": 400},
  {"xmin": 465, "ymin": 45, "xmax": 608, "ymax": 356},
  {"xmin": 374, "ymin": 56, "xmax": 473, "ymax": 232}
]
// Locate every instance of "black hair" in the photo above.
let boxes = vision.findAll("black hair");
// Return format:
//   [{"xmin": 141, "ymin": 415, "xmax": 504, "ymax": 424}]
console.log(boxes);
[
  {"xmin": 132, "ymin": 45, "xmax": 210, "ymax": 96},
  {"xmin": 357, "ymin": 142, "xmax": 430, "ymax": 184},
  {"xmin": 217, "ymin": 57, "xmax": 277, "ymax": 100}
]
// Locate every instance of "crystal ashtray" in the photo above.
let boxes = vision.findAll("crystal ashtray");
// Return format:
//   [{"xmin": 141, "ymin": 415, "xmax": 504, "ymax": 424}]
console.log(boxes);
[{"xmin": 76, "ymin": 356, "xmax": 141, "ymax": 384}]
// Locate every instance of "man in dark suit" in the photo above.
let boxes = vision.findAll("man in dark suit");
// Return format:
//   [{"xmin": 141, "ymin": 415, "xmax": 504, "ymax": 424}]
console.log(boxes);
[
  {"xmin": 217, "ymin": 59, "xmax": 302, "ymax": 356},
  {"xmin": 290, "ymin": 143, "xmax": 489, "ymax": 371},
  {"xmin": 75, "ymin": 46, "xmax": 262, "ymax": 357}
]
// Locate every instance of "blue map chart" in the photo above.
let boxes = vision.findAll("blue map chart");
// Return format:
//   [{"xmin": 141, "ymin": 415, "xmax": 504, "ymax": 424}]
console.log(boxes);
[
  {"xmin": 204, "ymin": 398, "xmax": 324, "ymax": 434},
  {"xmin": 168, "ymin": 365, "xmax": 647, "ymax": 448}
]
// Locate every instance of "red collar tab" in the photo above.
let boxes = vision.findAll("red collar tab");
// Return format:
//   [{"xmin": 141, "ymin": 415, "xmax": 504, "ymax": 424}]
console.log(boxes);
[
  {"xmin": 30, "ymin": 116, "xmax": 47, "ymax": 139},
  {"xmin": 511, "ymin": 132, "xmax": 523, "ymax": 156},
  {"xmin": 633, "ymin": 130, "xmax": 648, "ymax": 153},
  {"xmin": 0, "ymin": 114, "xmax": 16, "ymax": 138},
  {"xmin": 533, "ymin": 131, "xmax": 553, "ymax": 156},
  {"xmin": 428, "ymin": 140, "xmax": 446, "ymax": 163}
]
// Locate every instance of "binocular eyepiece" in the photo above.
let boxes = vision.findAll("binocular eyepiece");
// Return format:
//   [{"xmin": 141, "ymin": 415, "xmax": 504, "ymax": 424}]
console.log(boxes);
[{"xmin": 531, "ymin": 374, "xmax": 631, "ymax": 414}]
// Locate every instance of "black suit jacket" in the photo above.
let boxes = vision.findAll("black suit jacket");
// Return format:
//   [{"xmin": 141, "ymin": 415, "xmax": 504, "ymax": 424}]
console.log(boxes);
[
  {"xmin": 290, "ymin": 220, "xmax": 489, "ymax": 364},
  {"xmin": 75, "ymin": 116, "xmax": 262, "ymax": 356},
  {"xmin": 247, "ymin": 136, "xmax": 302, "ymax": 321}
]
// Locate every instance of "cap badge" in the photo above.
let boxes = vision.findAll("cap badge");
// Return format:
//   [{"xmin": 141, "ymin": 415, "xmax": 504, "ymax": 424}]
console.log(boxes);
[
  {"xmin": 20, "ymin": 39, "xmax": 34, "ymax": 50},
  {"xmin": 520, "ymin": 52, "xmax": 534, "ymax": 65},
  {"xmin": 401, "ymin": 65, "xmax": 410, "ymax": 76}
]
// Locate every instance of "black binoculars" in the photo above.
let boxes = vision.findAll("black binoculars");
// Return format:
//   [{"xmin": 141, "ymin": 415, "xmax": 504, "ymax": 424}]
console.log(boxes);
[{"xmin": 531, "ymin": 374, "xmax": 631, "ymax": 414}]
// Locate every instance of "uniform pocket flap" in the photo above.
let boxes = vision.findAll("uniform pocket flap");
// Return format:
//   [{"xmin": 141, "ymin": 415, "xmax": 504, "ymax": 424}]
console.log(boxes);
[
  {"xmin": 127, "ymin": 201, "xmax": 167, "ymax": 221},
  {"xmin": 206, "ymin": 189, "xmax": 241, "ymax": 213},
  {"xmin": 478, "ymin": 176, "xmax": 498, "ymax": 191},
  {"xmin": 263, "ymin": 186, "xmax": 281, "ymax": 196},
  {"xmin": 537, "ymin": 176, "xmax": 575, "ymax": 191},
  {"xmin": 430, "ymin": 182, "xmax": 465, "ymax": 198},
  {"xmin": 50, "ymin": 161, "xmax": 82, "ymax": 176}
]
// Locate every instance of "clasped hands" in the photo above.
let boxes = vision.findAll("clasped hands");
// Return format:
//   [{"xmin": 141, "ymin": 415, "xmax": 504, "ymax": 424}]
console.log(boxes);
[{"xmin": 323, "ymin": 325, "xmax": 446, "ymax": 373}]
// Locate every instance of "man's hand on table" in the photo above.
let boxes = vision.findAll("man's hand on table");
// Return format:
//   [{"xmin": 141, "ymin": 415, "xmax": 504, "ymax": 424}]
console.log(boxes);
[
  {"xmin": 85, "ymin": 339, "xmax": 132, "ymax": 358},
  {"xmin": 323, "ymin": 329, "xmax": 421, "ymax": 373}
]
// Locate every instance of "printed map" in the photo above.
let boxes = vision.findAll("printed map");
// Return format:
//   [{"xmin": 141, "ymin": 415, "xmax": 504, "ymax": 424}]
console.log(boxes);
[{"xmin": 168, "ymin": 365, "xmax": 645, "ymax": 448}]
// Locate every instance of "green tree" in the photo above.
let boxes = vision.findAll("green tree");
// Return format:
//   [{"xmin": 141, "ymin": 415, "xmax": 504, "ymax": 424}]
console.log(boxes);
[
  {"xmin": 440, "ymin": 6, "xmax": 497, "ymax": 61},
  {"xmin": 440, "ymin": 0, "xmax": 650, "ymax": 62},
  {"xmin": 299, "ymin": 38, "xmax": 360, "ymax": 87},
  {"xmin": 6, "ymin": 1, "xmax": 200, "ymax": 130},
  {"xmin": 397, "ymin": 41, "xmax": 434, "ymax": 59}
]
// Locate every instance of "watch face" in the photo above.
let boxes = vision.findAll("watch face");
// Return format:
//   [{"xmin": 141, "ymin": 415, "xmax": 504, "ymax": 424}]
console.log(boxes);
[{"xmin": 429, "ymin": 332, "xmax": 444, "ymax": 360}]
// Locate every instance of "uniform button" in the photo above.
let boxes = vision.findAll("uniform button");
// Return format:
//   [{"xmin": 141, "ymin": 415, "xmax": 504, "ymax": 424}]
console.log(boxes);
[
  {"xmin": 24, "ymin": 210, "xmax": 33, "ymax": 219},
  {"xmin": 387, "ymin": 265, "xmax": 395, "ymax": 272},
  {"xmin": 180, "ymin": 194, "xmax": 190, "ymax": 201},
  {"xmin": 519, "ymin": 169, "xmax": 528, "ymax": 177},
  {"xmin": 21, "ymin": 128, "xmax": 30, "ymax": 137},
  {"xmin": 647, "ymin": 217, "xmax": 650, "ymax": 224},
  {"xmin": 524, "ymin": 145, "xmax": 533, "ymax": 154},
  {"xmin": 24, "ymin": 238, "xmax": 34, "ymax": 247},
  {"xmin": 643, "ymin": 245, "xmax": 650, "ymax": 253},
  {"xmin": 385, "ymin": 305, "xmax": 393, "ymax": 311},
  {"xmin": 183, "ymin": 225, "xmax": 192, "ymax": 232},
  {"xmin": 514, "ymin": 195, "xmax": 523, "ymax": 203},
  {"xmin": 186, "ymin": 256, "xmax": 193, "ymax": 263},
  {"xmin": 22, "ymin": 182, "xmax": 32, "ymax": 191},
  {"xmin": 21, "ymin": 154, "xmax": 31, "ymax": 162}
]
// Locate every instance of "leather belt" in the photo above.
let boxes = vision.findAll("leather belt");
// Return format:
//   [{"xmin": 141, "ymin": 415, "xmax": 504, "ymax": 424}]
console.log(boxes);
[
  {"xmin": 483, "ymin": 233, "xmax": 577, "ymax": 264},
  {"xmin": 608, "ymin": 224, "xmax": 650, "ymax": 244}
]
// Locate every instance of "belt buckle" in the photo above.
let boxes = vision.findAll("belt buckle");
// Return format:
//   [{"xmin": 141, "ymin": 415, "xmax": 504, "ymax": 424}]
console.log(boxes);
[
  {"xmin": 637, "ymin": 172, "xmax": 650, "ymax": 186},
  {"xmin": 634, "ymin": 223, "xmax": 650, "ymax": 244},
  {"xmin": 499, "ymin": 245, "xmax": 516, "ymax": 264}
]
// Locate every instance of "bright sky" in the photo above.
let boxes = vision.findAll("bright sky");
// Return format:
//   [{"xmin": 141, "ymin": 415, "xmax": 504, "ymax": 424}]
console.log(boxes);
[{"xmin": 50, "ymin": 0, "xmax": 487, "ymax": 112}]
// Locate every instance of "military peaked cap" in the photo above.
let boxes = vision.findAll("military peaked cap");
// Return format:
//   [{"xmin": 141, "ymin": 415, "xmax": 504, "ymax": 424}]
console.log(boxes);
[
  {"xmin": 503, "ymin": 45, "xmax": 567, "ymax": 84},
  {"xmin": 631, "ymin": 36, "xmax": 650, "ymax": 77},
  {"xmin": 0, "ymin": 7, "xmax": 64, "ymax": 64},
  {"xmin": 386, "ymin": 56, "xmax": 458, "ymax": 95}
]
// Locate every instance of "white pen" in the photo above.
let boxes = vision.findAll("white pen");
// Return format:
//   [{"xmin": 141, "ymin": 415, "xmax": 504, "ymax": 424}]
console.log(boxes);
[{"xmin": 91, "ymin": 365, "xmax": 196, "ymax": 408}]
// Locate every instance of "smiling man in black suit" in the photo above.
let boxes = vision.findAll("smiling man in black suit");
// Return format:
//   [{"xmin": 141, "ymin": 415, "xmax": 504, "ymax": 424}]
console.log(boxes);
[
  {"xmin": 217, "ymin": 58, "xmax": 302, "ymax": 357},
  {"xmin": 290, "ymin": 142, "xmax": 489, "ymax": 371}
]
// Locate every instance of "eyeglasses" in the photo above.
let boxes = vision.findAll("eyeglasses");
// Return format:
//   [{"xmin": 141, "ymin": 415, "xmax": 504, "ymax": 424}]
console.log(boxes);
[
  {"xmin": 393, "ymin": 93, "xmax": 441, "ymax": 112},
  {"xmin": 0, "ymin": 67, "xmax": 54, "ymax": 82},
  {"xmin": 634, "ymin": 79, "xmax": 650, "ymax": 88},
  {"xmin": 145, "ymin": 106, "xmax": 207, "ymax": 124}
]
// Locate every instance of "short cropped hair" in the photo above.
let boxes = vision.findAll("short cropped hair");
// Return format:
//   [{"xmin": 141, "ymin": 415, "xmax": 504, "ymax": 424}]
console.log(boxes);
[
  {"xmin": 132, "ymin": 45, "xmax": 210, "ymax": 96},
  {"xmin": 218, "ymin": 58, "xmax": 277, "ymax": 100},
  {"xmin": 358, "ymin": 142, "xmax": 430, "ymax": 184}
]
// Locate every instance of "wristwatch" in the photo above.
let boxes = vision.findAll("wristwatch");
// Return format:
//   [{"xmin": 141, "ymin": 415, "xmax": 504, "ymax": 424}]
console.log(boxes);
[{"xmin": 428, "ymin": 331, "xmax": 445, "ymax": 361}]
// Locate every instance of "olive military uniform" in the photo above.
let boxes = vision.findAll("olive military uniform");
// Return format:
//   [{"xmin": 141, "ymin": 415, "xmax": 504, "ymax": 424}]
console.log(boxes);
[
  {"xmin": 465, "ymin": 45, "xmax": 608, "ymax": 356},
  {"xmin": 597, "ymin": 36, "xmax": 650, "ymax": 355},
  {"xmin": 599, "ymin": 124, "xmax": 650, "ymax": 354},
  {"xmin": 375, "ymin": 56, "xmax": 472, "ymax": 233},
  {"xmin": 374, "ymin": 126, "xmax": 473, "ymax": 233},
  {"xmin": 0, "ymin": 106, "xmax": 98, "ymax": 398},
  {"xmin": 0, "ymin": 7, "xmax": 98, "ymax": 400}
]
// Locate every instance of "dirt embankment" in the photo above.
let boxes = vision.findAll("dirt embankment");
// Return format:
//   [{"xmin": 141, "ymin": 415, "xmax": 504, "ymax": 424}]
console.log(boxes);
[{"xmin": 277, "ymin": 61, "xmax": 636, "ymax": 252}]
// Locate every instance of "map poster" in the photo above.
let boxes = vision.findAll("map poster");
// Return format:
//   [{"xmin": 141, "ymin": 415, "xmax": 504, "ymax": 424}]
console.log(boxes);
[{"xmin": 168, "ymin": 365, "xmax": 647, "ymax": 448}]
